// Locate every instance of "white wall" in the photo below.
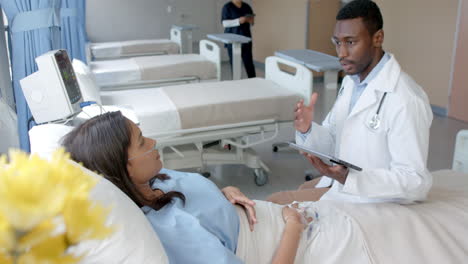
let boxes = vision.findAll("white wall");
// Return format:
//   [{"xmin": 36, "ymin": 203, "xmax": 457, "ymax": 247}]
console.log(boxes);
[{"xmin": 86, "ymin": 0, "xmax": 251, "ymax": 44}]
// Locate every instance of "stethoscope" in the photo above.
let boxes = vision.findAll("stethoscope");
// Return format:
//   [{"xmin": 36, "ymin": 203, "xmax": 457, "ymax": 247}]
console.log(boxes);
[{"xmin": 368, "ymin": 92, "xmax": 388, "ymax": 130}]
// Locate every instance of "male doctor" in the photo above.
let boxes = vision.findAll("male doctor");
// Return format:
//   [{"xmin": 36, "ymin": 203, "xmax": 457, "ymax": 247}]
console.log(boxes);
[{"xmin": 267, "ymin": 0, "xmax": 433, "ymax": 204}]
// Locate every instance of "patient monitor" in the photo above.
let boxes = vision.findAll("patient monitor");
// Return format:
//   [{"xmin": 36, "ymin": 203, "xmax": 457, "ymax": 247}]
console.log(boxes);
[{"xmin": 20, "ymin": 50, "xmax": 83, "ymax": 124}]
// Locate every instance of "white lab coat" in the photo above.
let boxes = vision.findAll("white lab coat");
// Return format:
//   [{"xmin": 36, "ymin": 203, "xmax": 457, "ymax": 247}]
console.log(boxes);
[{"xmin": 297, "ymin": 54, "xmax": 433, "ymax": 203}]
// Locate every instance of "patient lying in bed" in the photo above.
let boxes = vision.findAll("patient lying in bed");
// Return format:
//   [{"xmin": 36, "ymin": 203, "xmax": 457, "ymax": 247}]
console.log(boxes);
[
  {"xmin": 62, "ymin": 111, "xmax": 309, "ymax": 264},
  {"xmin": 62, "ymin": 111, "xmax": 468, "ymax": 264}
]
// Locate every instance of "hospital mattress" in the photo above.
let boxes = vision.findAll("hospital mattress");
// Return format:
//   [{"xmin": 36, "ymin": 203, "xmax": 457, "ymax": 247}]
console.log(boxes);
[
  {"xmin": 91, "ymin": 54, "xmax": 218, "ymax": 87},
  {"xmin": 89, "ymin": 39, "xmax": 180, "ymax": 59},
  {"xmin": 100, "ymin": 78, "xmax": 300, "ymax": 136},
  {"xmin": 235, "ymin": 170, "xmax": 468, "ymax": 263}
]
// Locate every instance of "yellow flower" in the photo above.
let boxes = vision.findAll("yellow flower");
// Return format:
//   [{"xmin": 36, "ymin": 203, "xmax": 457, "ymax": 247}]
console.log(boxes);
[
  {"xmin": 18, "ymin": 234, "xmax": 80, "ymax": 264},
  {"xmin": 0, "ymin": 149, "xmax": 113, "ymax": 263},
  {"xmin": 0, "ymin": 151, "xmax": 69, "ymax": 231},
  {"xmin": 64, "ymin": 197, "xmax": 114, "ymax": 244},
  {"xmin": 0, "ymin": 252, "xmax": 12, "ymax": 264},
  {"xmin": 18, "ymin": 218, "xmax": 62, "ymax": 252},
  {"xmin": 0, "ymin": 155, "xmax": 6, "ymax": 167},
  {"xmin": 0, "ymin": 213, "xmax": 15, "ymax": 252}
]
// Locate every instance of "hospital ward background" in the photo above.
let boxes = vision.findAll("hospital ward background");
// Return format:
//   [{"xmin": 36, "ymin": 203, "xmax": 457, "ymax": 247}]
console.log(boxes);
[{"xmin": 1, "ymin": 0, "xmax": 468, "ymax": 263}]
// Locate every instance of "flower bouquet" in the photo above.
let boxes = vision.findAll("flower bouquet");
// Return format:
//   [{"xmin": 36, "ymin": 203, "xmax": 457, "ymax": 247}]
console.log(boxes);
[{"xmin": 0, "ymin": 149, "xmax": 113, "ymax": 264}]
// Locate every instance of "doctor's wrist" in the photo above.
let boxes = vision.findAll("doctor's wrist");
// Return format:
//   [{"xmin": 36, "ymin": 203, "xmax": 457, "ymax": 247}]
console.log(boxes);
[
  {"xmin": 337, "ymin": 168, "xmax": 349, "ymax": 185},
  {"xmin": 329, "ymin": 167, "xmax": 349, "ymax": 185}
]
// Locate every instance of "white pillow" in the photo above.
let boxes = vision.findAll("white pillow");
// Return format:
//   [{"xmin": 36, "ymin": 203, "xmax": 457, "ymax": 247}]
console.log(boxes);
[
  {"xmin": 69, "ymin": 164, "xmax": 168, "ymax": 264},
  {"xmin": 29, "ymin": 124, "xmax": 74, "ymax": 159},
  {"xmin": 29, "ymin": 124, "xmax": 168, "ymax": 263},
  {"xmin": 73, "ymin": 59, "xmax": 102, "ymax": 105}
]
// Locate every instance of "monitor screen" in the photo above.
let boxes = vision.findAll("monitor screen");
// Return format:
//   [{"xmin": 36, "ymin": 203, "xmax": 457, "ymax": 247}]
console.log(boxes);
[{"xmin": 54, "ymin": 50, "xmax": 82, "ymax": 104}]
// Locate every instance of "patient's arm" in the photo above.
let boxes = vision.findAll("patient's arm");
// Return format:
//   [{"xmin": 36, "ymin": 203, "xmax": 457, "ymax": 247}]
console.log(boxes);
[
  {"xmin": 272, "ymin": 205, "xmax": 310, "ymax": 264},
  {"xmin": 222, "ymin": 186, "xmax": 257, "ymax": 231}
]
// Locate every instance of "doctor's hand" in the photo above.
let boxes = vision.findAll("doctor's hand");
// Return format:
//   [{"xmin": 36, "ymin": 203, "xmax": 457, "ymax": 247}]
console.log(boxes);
[
  {"xmin": 239, "ymin": 16, "xmax": 247, "ymax": 24},
  {"xmin": 304, "ymin": 153, "xmax": 349, "ymax": 185},
  {"xmin": 295, "ymin": 93, "xmax": 319, "ymax": 133},
  {"xmin": 222, "ymin": 186, "xmax": 257, "ymax": 231}
]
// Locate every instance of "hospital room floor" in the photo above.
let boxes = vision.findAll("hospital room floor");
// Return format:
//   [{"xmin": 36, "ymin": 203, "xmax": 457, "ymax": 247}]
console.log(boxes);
[{"xmin": 190, "ymin": 62, "xmax": 468, "ymax": 200}]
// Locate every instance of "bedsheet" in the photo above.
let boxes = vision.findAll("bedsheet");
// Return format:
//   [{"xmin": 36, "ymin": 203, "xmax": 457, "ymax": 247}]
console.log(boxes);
[
  {"xmin": 236, "ymin": 171, "xmax": 468, "ymax": 263},
  {"xmin": 100, "ymin": 78, "xmax": 301, "ymax": 136},
  {"xmin": 90, "ymin": 39, "xmax": 179, "ymax": 59},
  {"xmin": 91, "ymin": 54, "xmax": 217, "ymax": 87}
]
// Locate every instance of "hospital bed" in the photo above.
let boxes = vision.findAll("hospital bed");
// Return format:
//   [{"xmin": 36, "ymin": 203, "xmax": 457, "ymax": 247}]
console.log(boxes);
[
  {"xmin": 86, "ymin": 25, "xmax": 197, "ymax": 62},
  {"xmin": 90, "ymin": 39, "xmax": 221, "ymax": 91},
  {"xmin": 27, "ymin": 125, "xmax": 468, "ymax": 263},
  {"xmin": 97, "ymin": 56, "xmax": 312, "ymax": 185}
]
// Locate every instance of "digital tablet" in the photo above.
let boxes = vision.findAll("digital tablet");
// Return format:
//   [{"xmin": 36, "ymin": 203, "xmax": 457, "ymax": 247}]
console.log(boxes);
[
  {"xmin": 245, "ymin": 13, "xmax": 256, "ymax": 18},
  {"xmin": 288, "ymin": 142, "xmax": 362, "ymax": 171}
]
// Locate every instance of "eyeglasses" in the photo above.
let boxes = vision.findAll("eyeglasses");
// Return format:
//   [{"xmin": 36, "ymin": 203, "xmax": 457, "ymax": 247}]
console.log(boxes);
[
  {"xmin": 128, "ymin": 147, "xmax": 156, "ymax": 161},
  {"xmin": 331, "ymin": 37, "xmax": 358, "ymax": 48}
]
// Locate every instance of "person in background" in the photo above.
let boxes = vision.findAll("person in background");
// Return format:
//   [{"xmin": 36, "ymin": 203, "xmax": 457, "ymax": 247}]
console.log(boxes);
[{"xmin": 221, "ymin": 0, "xmax": 256, "ymax": 78}]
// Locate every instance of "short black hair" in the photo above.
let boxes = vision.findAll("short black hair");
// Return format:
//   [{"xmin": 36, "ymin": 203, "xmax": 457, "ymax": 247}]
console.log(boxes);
[{"xmin": 336, "ymin": 0, "xmax": 383, "ymax": 35}]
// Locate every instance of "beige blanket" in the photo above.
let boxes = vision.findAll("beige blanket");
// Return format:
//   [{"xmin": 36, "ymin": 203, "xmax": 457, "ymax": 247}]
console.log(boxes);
[
  {"xmin": 236, "ymin": 171, "xmax": 468, "ymax": 263},
  {"xmin": 236, "ymin": 201, "xmax": 371, "ymax": 264},
  {"xmin": 120, "ymin": 39, "xmax": 179, "ymax": 55},
  {"xmin": 134, "ymin": 54, "xmax": 217, "ymax": 81},
  {"xmin": 162, "ymin": 78, "xmax": 301, "ymax": 129}
]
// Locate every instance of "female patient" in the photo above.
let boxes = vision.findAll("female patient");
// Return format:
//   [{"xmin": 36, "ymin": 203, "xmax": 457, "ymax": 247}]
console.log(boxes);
[{"xmin": 62, "ymin": 111, "xmax": 309, "ymax": 264}]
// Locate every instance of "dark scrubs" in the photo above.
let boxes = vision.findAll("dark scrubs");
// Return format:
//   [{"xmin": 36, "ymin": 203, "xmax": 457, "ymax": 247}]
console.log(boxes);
[{"xmin": 221, "ymin": 2, "xmax": 256, "ymax": 78}]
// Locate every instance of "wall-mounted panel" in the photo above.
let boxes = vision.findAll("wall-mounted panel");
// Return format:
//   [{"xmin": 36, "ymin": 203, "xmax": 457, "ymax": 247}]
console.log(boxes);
[
  {"xmin": 251, "ymin": 0, "xmax": 309, "ymax": 64},
  {"xmin": 374, "ymin": 0, "xmax": 459, "ymax": 109},
  {"xmin": 307, "ymin": 0, "xmax": 339, "ymax": 56},
  {"xmin": 449, "ymin": 0, "xmax": 468, "ymax": 122}
]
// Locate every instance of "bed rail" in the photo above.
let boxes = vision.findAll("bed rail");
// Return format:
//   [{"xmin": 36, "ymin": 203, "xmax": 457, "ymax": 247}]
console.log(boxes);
[
  {"xmin": 265, "ymin": 56, "xmax": 313, "ymax": 105},
  {"xmin": 200, "ymin": 39, "xmax": 221, "ymax": 81},
  {"xmin": 170, "ymin": 27, "xmax": 182, "ymax": 54}
]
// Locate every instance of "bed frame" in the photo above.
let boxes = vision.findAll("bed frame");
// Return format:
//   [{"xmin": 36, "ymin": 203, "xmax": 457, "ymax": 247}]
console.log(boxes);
[
  {"xmin": 148, "ymin": 56, "xmax": 312, "ymax": 185},
  {"xmin": 97, "ymin": 39, "xmax": 221, "ymax": 91},
  {"xmin": 86, "ymin": 26, "xmax": 186, "ymax": 63}
]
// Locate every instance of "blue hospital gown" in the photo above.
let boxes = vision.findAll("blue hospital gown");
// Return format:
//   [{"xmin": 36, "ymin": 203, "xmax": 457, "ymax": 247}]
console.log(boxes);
[{"xmin": 142, "ymin": 169, "xmax": 242, "ymax": 264}]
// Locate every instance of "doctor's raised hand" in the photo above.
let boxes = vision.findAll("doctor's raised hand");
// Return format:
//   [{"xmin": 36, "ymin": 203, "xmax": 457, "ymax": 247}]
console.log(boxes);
[
  {"xmin": 294, "ymin": 93, "xmax": 318, "ymax": 133},
  {"xmin": 295, "ymin": 93, "xmax": 349, "ymax": 184}
]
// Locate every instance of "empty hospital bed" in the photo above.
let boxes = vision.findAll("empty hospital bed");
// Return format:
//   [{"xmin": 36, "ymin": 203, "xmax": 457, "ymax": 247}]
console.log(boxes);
[
  {"xmin": 89, "ymin": 39, "xmax": 221, "ymax": 91},
  {"xmin": 92, "ymin": 56, "xmax": 312, "ymax": 185},
  {"xmin": 86, "ymin": 25, "xmax": 197, "ymax": 62}
]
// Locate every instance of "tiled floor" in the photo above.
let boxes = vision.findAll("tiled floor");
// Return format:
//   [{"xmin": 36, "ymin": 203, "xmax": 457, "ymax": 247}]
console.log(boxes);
[{"xmin": 185, "ymin": 62, "xmax": 468, "ymax": 200}]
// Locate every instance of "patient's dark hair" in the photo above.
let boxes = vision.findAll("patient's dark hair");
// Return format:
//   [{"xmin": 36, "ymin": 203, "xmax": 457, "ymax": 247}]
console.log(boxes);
[
  {"xmin": 336, "ymin": 0, "xmax": 383, "ymax": 36},
  {"xmin": 62, "ymin": 111, "xmax": 185, "ymax": 210}
]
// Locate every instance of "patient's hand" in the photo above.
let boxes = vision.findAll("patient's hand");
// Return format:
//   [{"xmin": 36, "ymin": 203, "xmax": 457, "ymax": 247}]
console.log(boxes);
[
  {"xmin": 222, "ymin": 186, "xmax": 257, "ymax": 231},
  {"xmin": 282, "ymin": 203, "xmax": 312, "ymax": 227},
  {"xmin": 295, "ymin": 93, "xmax": 318, "ymax": 133}
]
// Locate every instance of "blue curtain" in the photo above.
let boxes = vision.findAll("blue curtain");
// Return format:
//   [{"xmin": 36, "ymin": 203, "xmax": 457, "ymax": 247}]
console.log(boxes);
[
  {"xmin": 0, "ymin": 0, "xmax": 62, "ymax": 151},
  {"xmin": 60, "ymin": 0, "xmax": 87, "ymax": 62}
]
